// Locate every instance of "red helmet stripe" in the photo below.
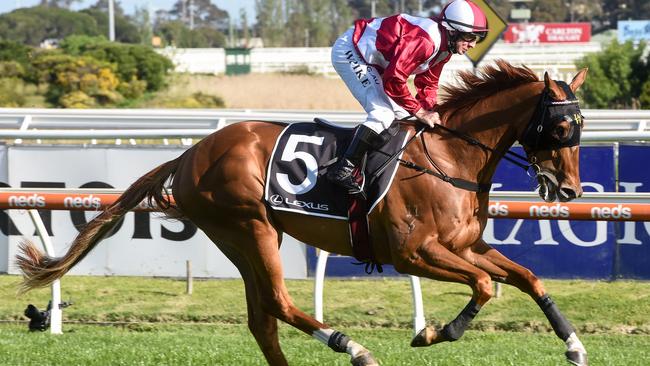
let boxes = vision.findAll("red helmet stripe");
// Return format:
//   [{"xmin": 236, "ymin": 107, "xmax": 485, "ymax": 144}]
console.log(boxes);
[{"xmin": 467, "ymin": 1, "xmax": 488, "ymax": 30}]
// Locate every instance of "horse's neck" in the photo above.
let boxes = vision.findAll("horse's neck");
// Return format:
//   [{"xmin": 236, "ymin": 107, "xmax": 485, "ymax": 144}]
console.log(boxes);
[{"xmin": 426, "ymin": 84, "xmax": 541, "ymax": 185}]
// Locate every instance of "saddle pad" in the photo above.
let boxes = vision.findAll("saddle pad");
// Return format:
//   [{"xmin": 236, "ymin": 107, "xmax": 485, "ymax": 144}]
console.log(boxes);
[{"xmin": 264, "ymin": 122, "xmax": 410, "ymax": 219}]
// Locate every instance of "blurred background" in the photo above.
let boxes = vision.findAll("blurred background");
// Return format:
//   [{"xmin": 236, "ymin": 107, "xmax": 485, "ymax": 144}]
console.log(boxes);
[{"xmin": 0, "ymin": 0, "xmax": 648, "ymax": 110}]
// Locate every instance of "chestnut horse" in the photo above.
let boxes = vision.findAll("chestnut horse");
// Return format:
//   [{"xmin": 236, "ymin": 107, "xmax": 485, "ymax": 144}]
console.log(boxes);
[{"xmin": 17, "ymin": 61, "xmax": 589, "ymax": 366}]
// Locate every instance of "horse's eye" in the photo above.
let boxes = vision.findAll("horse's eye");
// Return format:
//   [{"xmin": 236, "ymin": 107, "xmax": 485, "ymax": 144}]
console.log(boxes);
[{"xmin": 552, "ymin": 123, "xmax": 572, "ymax": 141}]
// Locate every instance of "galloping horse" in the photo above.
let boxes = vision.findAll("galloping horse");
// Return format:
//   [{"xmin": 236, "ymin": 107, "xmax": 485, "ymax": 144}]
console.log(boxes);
[{"xmin": 17, "ymin": 60, "xmax": 589, "ymax": 366}]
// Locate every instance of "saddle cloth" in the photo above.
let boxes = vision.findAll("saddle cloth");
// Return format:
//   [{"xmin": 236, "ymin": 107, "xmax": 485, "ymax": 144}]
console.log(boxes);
[{"xmin": 264, "ymin": 120, "xmax": 411, "ymax": 219}]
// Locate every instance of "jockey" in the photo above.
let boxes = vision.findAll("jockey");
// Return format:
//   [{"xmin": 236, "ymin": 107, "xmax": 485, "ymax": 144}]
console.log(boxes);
[{"xmin": 327, "ymin": 0, "xmax": 488, "ymax": 193}]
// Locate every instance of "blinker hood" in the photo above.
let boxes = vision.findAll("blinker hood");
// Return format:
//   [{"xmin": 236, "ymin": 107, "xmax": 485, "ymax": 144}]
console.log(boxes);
[{"xmin": 520, "ymin": 81, "xmax": 583, "ymax": 151}]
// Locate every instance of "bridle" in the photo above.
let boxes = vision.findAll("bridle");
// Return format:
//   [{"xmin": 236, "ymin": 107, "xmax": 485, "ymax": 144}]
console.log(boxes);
[{"xmin": 375, "ymin": 81, "xmax": 584, "ymax": 193}]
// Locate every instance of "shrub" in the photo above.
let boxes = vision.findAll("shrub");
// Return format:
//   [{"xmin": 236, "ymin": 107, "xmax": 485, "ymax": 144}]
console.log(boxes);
[
  {"xmin": 32, "ymin": 52, "xmax": 123, "ymax": 107},
  {"xmin": 118, "ymin": 77, "xmax": 147, "ymax": 99},
  {"xmin": 0, "ymin": 61, "xmax": 26, "ymax": 78},
  {"xmin": 0, "ymin": 77, "xmax": 27, "ymax": 107},
  {"xmin": 0, "ymin": 40, "xmax": 32, "ymax": 66},
  {"xmin": 59, "ymin": 35, "xmax": 109, "ymax": 55},
  {"xmin": 61, "ymin": 36, "xmax": 173, "ymax": 92},
  {"xmin": 59, "ymin": 90, "xmax": 95, "ymax": 108}
]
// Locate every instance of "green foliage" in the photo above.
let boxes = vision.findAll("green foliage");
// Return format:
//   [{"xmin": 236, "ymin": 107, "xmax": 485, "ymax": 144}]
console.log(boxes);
[
  {"xmin": 0, "ymin": 6, "xmax": 100, "ymax": 46},
  {"xmin": 60, "ymin": 36, "xmax": 173, "ymax": 92},
  {"xmin": 31, "ymin": 52, "xmax": 122, "ymax": 107},
  {"xmin": 0, "ymin": 61, "xmax": 26, "ymax": 78},
  {"xmin": 0, "ymin": 78, "xmax": 28, "ymax": 107},
  {"xmin": 117, "ymin": 77, "xmax": 148, "ymax": 99},
  {"xmin": 156, "ymin": 21, "xmax": 226, "ymax": 48},
  {"xmin": 256, "ymin": 0, "xmax": 354, "ymax": 47},
  {"xmin": 58, "ymin": 35, "xmax": 109, "ymax": 55},
  {"xmin": 640, "ymin": 80, "xmax": 650, "ymax": 109},
  {"xmin": 81, "ymin": 8, "xmax": 142, "ymax": 44},
  {"xmin": 576, "ymin": 41, "xmax": 649, "ymax": 109},
  {"xmin": 0, "ymin": 40, "xmax": 32, "ymax": 67}
]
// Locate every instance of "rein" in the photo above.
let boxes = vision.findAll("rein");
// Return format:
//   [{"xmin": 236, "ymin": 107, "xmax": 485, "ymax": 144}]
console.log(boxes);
[{"xmin": 375, "ymin": 123, "xmax": 532, "ymax": 193}]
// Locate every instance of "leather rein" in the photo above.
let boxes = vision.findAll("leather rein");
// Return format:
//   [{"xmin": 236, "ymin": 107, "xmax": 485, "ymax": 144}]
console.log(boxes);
[{"xmin": 372, "ymin": 123, "xmax": 534, "ymax": 194}]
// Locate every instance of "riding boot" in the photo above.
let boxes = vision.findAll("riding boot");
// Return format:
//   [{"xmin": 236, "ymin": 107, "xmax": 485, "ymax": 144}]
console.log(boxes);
[{"xmin": 327, "ymin": 125, "xmax": 383, "ymax": 193}]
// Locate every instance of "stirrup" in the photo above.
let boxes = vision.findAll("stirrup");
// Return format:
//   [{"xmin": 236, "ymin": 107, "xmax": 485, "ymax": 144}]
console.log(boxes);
[{"xmin": 327, "ymin": 159, "xmax": 364, "ymax": 194}]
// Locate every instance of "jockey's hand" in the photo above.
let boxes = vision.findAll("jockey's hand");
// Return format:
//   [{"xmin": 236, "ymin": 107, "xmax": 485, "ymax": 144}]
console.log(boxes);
[{"xmin": 414, "ymin": 109, "xmax": 440, "ymax": 128}]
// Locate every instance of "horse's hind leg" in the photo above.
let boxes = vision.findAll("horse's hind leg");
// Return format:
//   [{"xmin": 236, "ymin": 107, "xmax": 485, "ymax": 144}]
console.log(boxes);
[
  {"xmin": 201, "ymin": 230, "xmax": 288, "ymax": 365},
  {"xmin": 206, "ymin": 221, "xmax": 378, "ymax": 366},
  {"xmin": 466, "ymin": 239, "xmax": 587, "ymax": 366}
]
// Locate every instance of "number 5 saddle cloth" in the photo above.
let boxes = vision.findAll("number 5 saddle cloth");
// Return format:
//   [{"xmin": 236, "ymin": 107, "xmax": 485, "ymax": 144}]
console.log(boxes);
[{"xmin": 264, "ymin": 119, "xmax": 411, "ymax": 220}]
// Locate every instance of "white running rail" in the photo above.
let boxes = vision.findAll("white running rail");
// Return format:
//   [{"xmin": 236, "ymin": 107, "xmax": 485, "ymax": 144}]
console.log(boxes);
[{"xmin": 0, "ymin": 108, "xmax": 648, "ymax": 142}]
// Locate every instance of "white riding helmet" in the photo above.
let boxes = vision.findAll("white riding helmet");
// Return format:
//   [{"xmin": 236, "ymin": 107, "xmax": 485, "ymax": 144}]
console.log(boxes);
[{"xmin": 440, "ymin": 0, "xmax": 489, "ymax": 36}]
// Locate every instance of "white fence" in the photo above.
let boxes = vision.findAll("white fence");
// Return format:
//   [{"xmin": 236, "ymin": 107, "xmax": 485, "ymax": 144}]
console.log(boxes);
[
  {"xmin": 157, "ymin": 42, "xmax": 603, "ymax": 84},
  {"xmin": 0, "ymin": 108, "xmax": 648, "ymax": 142}
]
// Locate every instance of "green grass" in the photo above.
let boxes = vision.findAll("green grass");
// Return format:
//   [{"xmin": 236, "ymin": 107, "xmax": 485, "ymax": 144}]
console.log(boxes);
[
  {"xmin": 1, "ymin": 324, "xmax": 648, "ymax": 365},
  {"xmin": 1, "ymin": 275, "xmax": 649, "ymax": 365}
]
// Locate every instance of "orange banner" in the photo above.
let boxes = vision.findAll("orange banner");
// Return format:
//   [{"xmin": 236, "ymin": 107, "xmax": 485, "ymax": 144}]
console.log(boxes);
[{"xmin": 0, "ymin": 192, "xmax": 648, "ymax": 222}]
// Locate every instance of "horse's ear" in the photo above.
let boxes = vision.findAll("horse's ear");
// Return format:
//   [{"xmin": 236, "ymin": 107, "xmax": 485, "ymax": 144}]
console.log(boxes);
[
  {"xmin": 543, "ymin": 71, "xmax": 563, "ymax": 99},
  {"xmin": 569, "ymin": 68, "xmax": 588, "ymax": 93}
]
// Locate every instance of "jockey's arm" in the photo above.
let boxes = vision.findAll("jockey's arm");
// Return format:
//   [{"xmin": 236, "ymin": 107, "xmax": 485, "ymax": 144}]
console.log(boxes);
[{"xmin": 381, "ymin": 38, "xmax": 432, "ymax": 117}]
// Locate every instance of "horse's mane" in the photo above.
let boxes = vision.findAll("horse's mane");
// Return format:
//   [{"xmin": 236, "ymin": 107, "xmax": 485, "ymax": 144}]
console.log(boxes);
[{"xmin": 438, "ymin": 60, "xmax": 539, "ymax": 115}]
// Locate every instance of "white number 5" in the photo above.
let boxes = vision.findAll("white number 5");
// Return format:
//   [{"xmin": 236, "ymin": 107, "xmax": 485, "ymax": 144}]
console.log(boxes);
[{"xmin": 277, "ymin": 134, "xmax": 324, "ymax": 195}]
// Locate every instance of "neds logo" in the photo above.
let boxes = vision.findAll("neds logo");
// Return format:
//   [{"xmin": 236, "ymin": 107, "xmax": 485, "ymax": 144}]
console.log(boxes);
[
  {"xmin": 529, "ymin": 204, "xmax": 570, "ymax": 218},
  {"xmin": 8, "ymin": 194, "xmax": 46, "ymax": 208},
  {"xmin": 63, "ymin": 195, "xmax": 102, "ymax": 209},
  {"xmin": 488, "ymin": 202, "xmax": 509, "ymax": 217},
  {"xmin": 591, "ymin": 205, "xmax": 632, "ymax": 220}
]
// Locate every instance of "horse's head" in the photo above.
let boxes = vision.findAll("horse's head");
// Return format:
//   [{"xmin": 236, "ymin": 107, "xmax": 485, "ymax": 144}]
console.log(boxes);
[{"xmin": 519, "ymin": 69, "xmax": 588, "ymax": 202}]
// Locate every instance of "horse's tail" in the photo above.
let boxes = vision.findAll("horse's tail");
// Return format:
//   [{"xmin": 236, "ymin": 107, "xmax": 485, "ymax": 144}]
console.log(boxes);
[{"xmin": 16, "ymin": 156, "xmax": 183, "ymax": 293}]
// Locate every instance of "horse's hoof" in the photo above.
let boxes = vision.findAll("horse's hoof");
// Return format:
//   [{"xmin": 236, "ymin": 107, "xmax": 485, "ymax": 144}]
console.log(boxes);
[
  {"xmin": 410, "ymin": 326, "xmax": 444, "ymax": 347},
  {"xmin": 351, "ymin": 351, "xmax": 379, "ymax": 366},
  {"xmin": 565, "ymin": 350, "xmax": 588, "ymax": 366}
]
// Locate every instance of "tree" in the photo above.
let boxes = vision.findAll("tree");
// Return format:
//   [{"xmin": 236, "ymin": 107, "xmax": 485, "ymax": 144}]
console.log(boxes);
[
  {"xmin": 576, "ymin": 40, "xmax": 648, "ymax": 109},
  {"xmin": 155, "ymin": 20, "xmax": 226, "ymax": 48},
  {"xmin": 169, "ymin": 0, "xmax": 230, "ymax": 30},
  {"xmin": 530, "ymin": 0, "xmax": 567, "ymax": 22},
  {"xmin": 81, "ymin": 7, "xmax": 142, "ymax": 44},
  {"xmin": 0, "ymin": 7, "xmax": 101, "ymax": 46},
  {"xmin": 39, "ymin": 0, "xmax": 82, "ymax": 8},
  {"xmin": 255, "ymin": 0, "xmax": 285, "ymax": 46}
]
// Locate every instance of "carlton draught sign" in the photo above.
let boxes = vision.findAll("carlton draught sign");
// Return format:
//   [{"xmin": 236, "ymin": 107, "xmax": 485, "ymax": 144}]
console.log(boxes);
[{"xmin": 503, "ymin": 23, "xmax": 591, "ymax": 43}]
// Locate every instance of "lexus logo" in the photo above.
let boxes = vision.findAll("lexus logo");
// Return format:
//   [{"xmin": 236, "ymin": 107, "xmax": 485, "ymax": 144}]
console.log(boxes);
[{"xmin": 269, "ymin": 194, "xmax": 283, "ymax": 205}]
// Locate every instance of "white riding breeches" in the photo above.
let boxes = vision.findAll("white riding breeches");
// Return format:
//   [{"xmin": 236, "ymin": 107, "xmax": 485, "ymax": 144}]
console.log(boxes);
[{"xmin": 331, "ymin": 28, "xmax": 409, "ymax": 134}]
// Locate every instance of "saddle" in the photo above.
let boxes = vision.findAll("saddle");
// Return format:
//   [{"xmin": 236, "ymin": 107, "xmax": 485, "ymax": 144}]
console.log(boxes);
[{"xmin": 264, "ymin": 118, "xmax": 411, "ymax": 270}]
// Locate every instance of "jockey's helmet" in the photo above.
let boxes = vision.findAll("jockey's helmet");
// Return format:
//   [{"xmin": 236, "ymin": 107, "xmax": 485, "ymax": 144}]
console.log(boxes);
[{"xmin": 440, "ymin": 0, "xmax": 488, "ymax": 50}]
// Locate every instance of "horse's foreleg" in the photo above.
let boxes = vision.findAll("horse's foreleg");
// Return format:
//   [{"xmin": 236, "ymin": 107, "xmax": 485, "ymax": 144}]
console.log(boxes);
[
  {"xmin": 468, "ymin": 240, "xmax": 588, "ymax": 366},
  {"xmin": 394, "ymin": 241, "xmax": 493, "ymax": 347}
]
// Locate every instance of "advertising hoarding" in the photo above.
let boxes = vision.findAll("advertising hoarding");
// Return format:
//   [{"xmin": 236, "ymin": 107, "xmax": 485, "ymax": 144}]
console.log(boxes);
[
  {"xmin": 0, "ymin": 146, "xmax": 307, "ymax": 278},
  {"xmin": 618, "ymin": 20, "xmax": 650, "ymax": 43},
  {"xmin": 503, "ymin": 23, "xmax": 591, "ymax": 43}
]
